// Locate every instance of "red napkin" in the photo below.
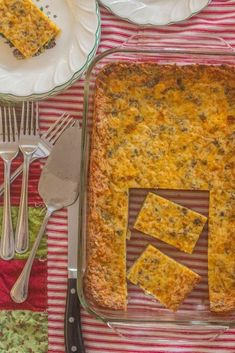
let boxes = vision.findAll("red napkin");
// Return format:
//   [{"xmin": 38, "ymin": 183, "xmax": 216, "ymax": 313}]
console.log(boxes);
[{"xmin": 0, "ymin": 259, "xmax": 47, "ymax": 311}]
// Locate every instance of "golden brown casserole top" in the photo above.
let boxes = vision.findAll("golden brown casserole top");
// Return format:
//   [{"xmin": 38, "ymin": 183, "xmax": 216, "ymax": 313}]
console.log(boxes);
[{"xmin": 86, "ymin": 63, "xmax": 235, "ymax": 311}]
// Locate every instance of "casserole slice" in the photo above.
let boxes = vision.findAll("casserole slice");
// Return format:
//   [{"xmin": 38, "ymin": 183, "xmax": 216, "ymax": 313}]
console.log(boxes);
[
  {"xmin": 134, "ymin": 192, "xmax": 207, "ymax": 254},
  {"xmin": 0, "ymin": 0, "xmax": 60, "ymax": 58},
  {"xmin": 127, "ymin": 244, "xmax": 201, "ymax": 311}
]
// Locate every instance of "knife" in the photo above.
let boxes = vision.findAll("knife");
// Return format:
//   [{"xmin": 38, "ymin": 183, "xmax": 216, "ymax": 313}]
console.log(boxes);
[
  {"xmin": 65, "ymin": 127, "xmax": 85, "ymax": 353},
  {"xmin": 65, "ymin": 199, "xmax": 85, "ymax": 353}
]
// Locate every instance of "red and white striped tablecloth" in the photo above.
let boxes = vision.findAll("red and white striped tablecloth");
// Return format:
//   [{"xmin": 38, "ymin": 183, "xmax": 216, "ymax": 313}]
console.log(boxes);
[{"xmin": 39, "ymin": 2, "xmax": 235, "ymax": 352}]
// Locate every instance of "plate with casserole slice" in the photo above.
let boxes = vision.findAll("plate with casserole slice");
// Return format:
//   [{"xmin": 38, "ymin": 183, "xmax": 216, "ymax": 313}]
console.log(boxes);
[{"xmin": 0, "ymin": 0, "xmax": 101, "ymax": 101}]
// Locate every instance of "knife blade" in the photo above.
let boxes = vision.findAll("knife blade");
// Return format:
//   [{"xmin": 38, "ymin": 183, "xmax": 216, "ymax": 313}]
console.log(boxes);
[{"xmin": 64, "ymin": 125, "xmax": 85, "ymax": 353}]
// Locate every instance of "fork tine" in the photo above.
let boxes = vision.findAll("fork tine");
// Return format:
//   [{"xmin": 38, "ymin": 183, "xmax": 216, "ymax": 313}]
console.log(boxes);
[
  {"xmin": 35, "ymin": 102, "xmax": 39, "ymax": 135},
  {"xmin": 0, "ymin": 108, "xmax": 3, "ymax": 135},
  {"xmin": 3, "ymin": 107, "xmax": 8, "ymax": 142},
  {"xmin": 46, "ymin": 114, "xmax": 71, "ymax": 143},
  {"xmin": 30, "ymin": 102, "xmax": 34, "ymax": 135},
  {"xmin": 0, "ymin": 108, "xmax": 3, "ymax": 142},
  {"xmin": 50, "ymin": 118, "xmax": 75, "ymax": 145},
  {"xmin": 20, "ymin": 102, "xmax": 25, "ymax": 135},
  {"xmin": 42, "ymin": 112, "xmax": 67, "ymax": 139},
  {"xmin": 26, "ymin": 101, "xmax": 30, "ymax": 133},
  {"xmin": 8, "ymin": 107, "xmax": 13, "ymax": 142},
  {"xmin": 12, "ymin": 107, "xmax": 18, "ymax": 142}
]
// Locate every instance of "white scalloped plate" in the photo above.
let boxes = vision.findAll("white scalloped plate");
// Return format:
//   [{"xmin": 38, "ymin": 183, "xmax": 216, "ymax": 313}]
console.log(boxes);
[
  {"xmin": 99, "ymin": 0, "xmax": 211, "ymax": 26},
  {"xmin": 0, "ymin": 0, "xmax": 101, "ymax": 101}
]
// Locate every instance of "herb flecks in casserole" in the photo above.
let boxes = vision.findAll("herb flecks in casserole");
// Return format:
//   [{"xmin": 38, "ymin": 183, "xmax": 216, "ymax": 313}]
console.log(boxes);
[
  {"xmin": 134, "ymin": 192, "xmax": 207, "ymax": 254},
  {"xmin": 127, "ymin": 244, "xmax": 201, "ymax": 311},
  {"xmin": 86, "ymin": 63, "xmax": 235, "ymax": 311}
]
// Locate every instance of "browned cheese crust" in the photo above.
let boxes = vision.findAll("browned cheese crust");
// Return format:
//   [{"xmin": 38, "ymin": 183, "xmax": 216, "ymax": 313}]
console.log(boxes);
[{"xmin": 85, "ymin": 63, "xmax": 235, "ymax": 311}]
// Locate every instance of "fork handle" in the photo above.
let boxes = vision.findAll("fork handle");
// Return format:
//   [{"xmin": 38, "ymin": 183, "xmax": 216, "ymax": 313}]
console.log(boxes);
[
  {"xmin": 0, "ymin": 155, "xmax": 39, "ymax": 198},
  {"xmin": 0, "ymin": 160, "xmax": 15, "ymax": 260},
  {"xmin": 15, "ymin": 154, "xmax": 32, "ymax": 254},
  {"xmin": 11, "ymin": 208, "xmax": 53, "ymax": 303}
]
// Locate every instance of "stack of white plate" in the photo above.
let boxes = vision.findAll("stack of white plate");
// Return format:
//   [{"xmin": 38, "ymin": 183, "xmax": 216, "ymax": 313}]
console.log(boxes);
[{"xmin": 99, "ymin": 0, "xmax": 211, "ymax": 26}]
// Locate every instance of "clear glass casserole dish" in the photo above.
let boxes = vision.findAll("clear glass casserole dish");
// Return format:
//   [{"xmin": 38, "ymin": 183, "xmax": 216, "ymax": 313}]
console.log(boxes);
[{"xmin": 77, "ymin": 33, "xmax": 235, "ymax": 342}]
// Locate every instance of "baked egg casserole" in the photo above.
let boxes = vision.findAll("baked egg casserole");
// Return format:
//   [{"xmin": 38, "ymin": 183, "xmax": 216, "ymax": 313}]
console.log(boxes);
[{"xmin": 85, "ymin": 63, "xmax": 235, "ymax": 312}]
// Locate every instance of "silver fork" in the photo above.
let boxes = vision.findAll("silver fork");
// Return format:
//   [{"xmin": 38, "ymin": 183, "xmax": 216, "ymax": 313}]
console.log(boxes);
[
  {"xmin": 15, "ymin": 102, "xmax": 40, "ymax": 254},
  {"xmin": 0, "ymin": 112, "xmax": 75, "ymax": 198},
  {"xmin": 0, "ymin": 107, "xmax": 19, "ymax": 260}
]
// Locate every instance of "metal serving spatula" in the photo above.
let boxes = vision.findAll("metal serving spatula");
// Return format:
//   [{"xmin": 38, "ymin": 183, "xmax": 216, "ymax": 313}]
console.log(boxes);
[{"xmin": 11, "ymin": 124, "xmax": 82, "ymax": 303}]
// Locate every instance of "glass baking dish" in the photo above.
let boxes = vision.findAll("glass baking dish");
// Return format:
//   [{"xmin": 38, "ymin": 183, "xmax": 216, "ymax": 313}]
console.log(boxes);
[{"xmin": 77, "ymin": 33, "xmax": 235, "ymax": 342}]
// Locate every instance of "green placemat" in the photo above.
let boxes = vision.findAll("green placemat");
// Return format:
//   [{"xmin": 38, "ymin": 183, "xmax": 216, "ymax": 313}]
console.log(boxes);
[
  {"xmin": 0, "ymin": 207, "xmax": 47, "ymax": 259},
  {"xmin": 0, "ymin": 310, "xmax": 48, "ymax": 353}
]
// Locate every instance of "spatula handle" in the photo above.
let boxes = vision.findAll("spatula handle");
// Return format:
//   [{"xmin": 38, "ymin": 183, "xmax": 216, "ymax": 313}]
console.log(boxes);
[{"xmin": 10, "ymin": 209, "xmax": 53, "ymax": 303}]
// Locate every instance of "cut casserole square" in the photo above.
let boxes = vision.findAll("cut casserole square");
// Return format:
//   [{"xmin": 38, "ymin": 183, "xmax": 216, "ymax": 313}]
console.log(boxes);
[
  {"xmin": 134, "ymin": 192, "xmax": 207, "ymax": 253},
  {"xmin": 0, "ymin": 0, "xmax": 60, "ymax": 58},
  {"xmin": 127, "ymin": 244, "xmax": 201, "ymax": 311}
]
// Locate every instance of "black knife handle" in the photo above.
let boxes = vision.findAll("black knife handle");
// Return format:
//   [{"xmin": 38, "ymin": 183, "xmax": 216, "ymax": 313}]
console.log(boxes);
[{"xmin": 65, "ymin": 278, "xmax": 85, "ymax": 353}]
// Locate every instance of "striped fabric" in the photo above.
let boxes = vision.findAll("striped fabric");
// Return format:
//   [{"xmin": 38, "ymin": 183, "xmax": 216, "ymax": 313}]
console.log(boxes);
[{"xmin": 39, "ymin": 2, "xmax": 235, "ymax": 352}]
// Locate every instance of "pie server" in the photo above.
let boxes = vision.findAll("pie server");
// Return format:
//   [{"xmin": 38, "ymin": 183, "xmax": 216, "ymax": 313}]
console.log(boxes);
[{"xmin": 11, "ymin": 124, "xmax": 82, "ymax": 303}]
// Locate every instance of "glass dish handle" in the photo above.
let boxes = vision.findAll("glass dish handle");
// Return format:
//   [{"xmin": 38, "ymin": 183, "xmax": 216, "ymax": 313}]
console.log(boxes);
[
  {"xmin": 121, "ymin": 32, "xmax": 235, "ymax": 53},
  {"xmin": 107, "ymin": 321, "xmax": 229, "ymax": 343}
]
